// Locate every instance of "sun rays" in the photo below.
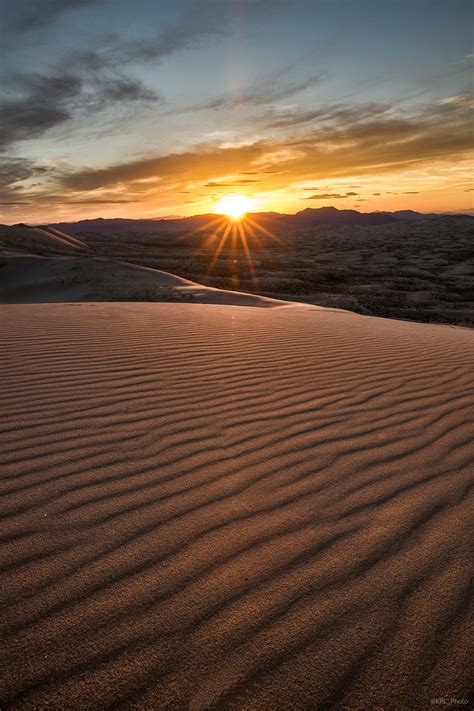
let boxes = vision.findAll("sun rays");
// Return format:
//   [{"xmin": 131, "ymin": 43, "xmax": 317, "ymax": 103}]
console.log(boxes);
[{"xmin": 179, "ymin": 207, "xmax": 283, "ymax": 286}]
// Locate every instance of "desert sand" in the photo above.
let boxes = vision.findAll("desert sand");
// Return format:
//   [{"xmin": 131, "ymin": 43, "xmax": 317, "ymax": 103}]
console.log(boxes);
[
  {"xmin": 1, "ymin": 297, "xmax": 473, "ymax": 709},
  {"xmin": 0, "ymin": 255, "xmax": 282, "ymax": 307}
]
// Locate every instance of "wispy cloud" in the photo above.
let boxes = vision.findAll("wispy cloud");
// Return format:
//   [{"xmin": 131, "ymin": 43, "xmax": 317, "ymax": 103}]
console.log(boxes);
[
  {"xmin": 0, "ymin": 4, "xmax": 220, "ymax": 152},
  {"xmin": 56, "ymin": 94, "xmax": 474, "ymax": 200},
  {"xmin": 167, "ymin": 73, "xmax": 326, "ymax": 114},
  {"xmin": 304, "ymin": 192, "xmax": 358, "ymax": 199},
  {"xmin": 0, "ymin": 89, "xmax": 472, "ymax": 220},
  {"xmin": 204, "ymin": 179, "xmax": 261, "ymax": 187},
  {"xmin": 6, "ymin": 0, "xmax": 99, "ymax": 33},
  {"xmin": 0, "ymin": 70, "xmax": 161, "ymax": 150}
]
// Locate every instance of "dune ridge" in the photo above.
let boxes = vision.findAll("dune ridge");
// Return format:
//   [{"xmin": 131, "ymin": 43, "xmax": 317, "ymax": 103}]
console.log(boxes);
[
  {"xmin": 0, "ymin": 224, "xmax": 89, "ymax": 256},
  {"xmin": 0, "ymin": 255, "xmax": 285, "ymax": 307},
  {"xmin": 0, "ymin": 302, "xmax": 473, "ymax": 709}
]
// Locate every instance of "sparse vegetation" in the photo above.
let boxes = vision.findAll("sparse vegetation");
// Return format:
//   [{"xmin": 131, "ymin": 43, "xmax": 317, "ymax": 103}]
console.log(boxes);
[
  {"xmin": 1, "ymin": 217, "xmax": 472, "ymax": 325},
  {"xmin": 71, "ymin": 217, "xmax": 473, "ymax": 326}
]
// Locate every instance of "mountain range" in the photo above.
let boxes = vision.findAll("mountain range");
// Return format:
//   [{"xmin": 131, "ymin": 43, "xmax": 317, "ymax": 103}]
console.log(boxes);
[{"xmin": 47, "ymin": 206, "xmax": 446, "ymax": 235}]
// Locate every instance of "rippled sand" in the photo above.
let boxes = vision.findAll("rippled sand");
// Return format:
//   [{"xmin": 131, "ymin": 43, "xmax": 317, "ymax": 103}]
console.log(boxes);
[{"xmin": 1, "ymin": 303, "xmax": 472, "ymax": 709}]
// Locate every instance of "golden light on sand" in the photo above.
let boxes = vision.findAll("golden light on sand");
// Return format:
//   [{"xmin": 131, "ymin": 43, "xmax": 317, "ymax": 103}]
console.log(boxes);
[{"xmin": 214, "ymin": 194, "xmax": 253, "ymax": 219}]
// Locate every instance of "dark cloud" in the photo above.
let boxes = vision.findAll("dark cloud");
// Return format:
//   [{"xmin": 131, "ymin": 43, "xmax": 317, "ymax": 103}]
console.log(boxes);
[
  {"xmin": 70, "ymin": 6, "xmax": 221, "ymax": 74},
  {"xmin": 403, "ymin": 191, "xmax": 420, "ymax": 194},
  {"xmin": 305, "ymin": 193, "xmax": 352, "ymax": 199},
  {"xmin": 204, "ymin": 179, "xmax": 260, "ymax": 187},
  {"xmin": 0, "ymin": 201, "xmax": 32, "ymax": 206},
  {"xmin": 0, "ymin": 158, "xmax": 49, "ymax": 189},
  {"xmin": 0, "ymin": 157, "xmax": 51, "ymax": 207},
  {"xmin": 0, "ymin": 73, "xmax": 81, "ymax": 149},
  {"xmin": 91, "ymin": 77, "xmax": 160, "ymax": 104},
  {"xmin": 305, "ymin": 191, "xmax": 358, "ymax": 199},
  {"xmin": 47, "ymin": 196, "xmax": 138, "ymax": 204},
  {"xmin": 0, "ymin": 4, "xmax": 217, "ymax": 152},
  {"xmin": 6, "ymin": 0, "xmax": 99, "ymax": 33},
  {"xmin": 0, "ymin": 70, "xmax": 160, "ymax": 150}
]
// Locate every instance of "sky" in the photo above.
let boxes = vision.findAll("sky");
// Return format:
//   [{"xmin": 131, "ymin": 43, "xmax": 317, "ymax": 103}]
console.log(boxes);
[{"xmin": 0, "ymin": 0, "xmax": 473, "ymax": 222}]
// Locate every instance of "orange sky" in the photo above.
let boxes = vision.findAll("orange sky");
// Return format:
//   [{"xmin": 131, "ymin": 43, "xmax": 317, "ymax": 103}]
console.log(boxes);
[{"xmin": 1, "ymin": 1, "xmax": 472, "ymax": 223}]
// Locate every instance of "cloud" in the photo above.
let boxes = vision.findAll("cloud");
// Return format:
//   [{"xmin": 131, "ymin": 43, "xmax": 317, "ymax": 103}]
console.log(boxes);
[
  {"xmin": 14, "ymin": 92, "xmax": 473, "ymax": 216},
  {"xmin": 169, "ymin": 73, "xmax": 325, "ymax": 114},
  {"xmin": 0, "ymin": 73, "xmax": 81, "ymax": 149},
  {"xmin": 4, "ymin": 0, "xmax": 218, "ymax": 65},
  {"xmin": 304, "ymin": 192, "xmax": 358, "ymax": 199},
  {"xmin": 7, "ymin": 0, "xmax": 99, "ymax": 33},
  {"xmin": 0, "ymin": 4, "xmax": 219, "ymax": 152},
  {"xmin": 93, "ymin": 77, "xmax": 160, "ymax": 104},
  {"xmin": 0, "ymin": 157, "xmax": 52, "ymax": 209},
  {"xmin": 204, "ymin": 179, "xmax": 260, "ymax": 187},
  {"xmin": 60, "ymin": 93, "xmax": 472, "ymax": 191},
  {"xmin": 70, "ymin": 6, "xmax": 221, "ymax": 73},
  {"xmin": 60, "ymin": 140, "xmax": 270, "ymax": 192},
  {"xmin": 0, "ymin": 70, "xmax": 161, "ymax": 150},
  {"xmin": 0, "ymin": 157, "xmax": 48, "ymax": 185},
  {"xmin": 262, "ymin": 101, "xmax": 391, "ymax": 130}
]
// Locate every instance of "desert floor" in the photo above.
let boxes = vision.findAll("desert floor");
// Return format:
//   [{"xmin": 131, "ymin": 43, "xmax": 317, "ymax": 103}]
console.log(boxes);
[
  {"xmin": 1, "ymin": 302, "xmax": 473, "ymax": 709},
  {"xmin": 2, "ymin": 216, "xmax": 473, "ymax": 326}
]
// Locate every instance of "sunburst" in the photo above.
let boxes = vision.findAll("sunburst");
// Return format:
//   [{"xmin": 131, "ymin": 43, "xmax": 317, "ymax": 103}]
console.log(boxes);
[
  {"xmin": 178, "ymin": 200, "xmax": 282, "ymax": 286},
  {"xmin": 214, "ymin": 194, "xmax": 253, "ymax": 220}
]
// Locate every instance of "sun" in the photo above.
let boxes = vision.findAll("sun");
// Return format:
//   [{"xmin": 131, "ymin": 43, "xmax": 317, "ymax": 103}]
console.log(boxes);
[{"xmin": 214, "ymin": 194, "xmax": 253, "ymax": 219}]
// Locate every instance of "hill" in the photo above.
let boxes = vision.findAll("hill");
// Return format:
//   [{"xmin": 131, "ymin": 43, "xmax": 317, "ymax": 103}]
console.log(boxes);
[
  {"xmin": 0, "ymin": 223, "xmax": 89, "ymax": 256},
  {"xmin": 0, "ymin": 254, "xmax": 283, "ymax": 307}
]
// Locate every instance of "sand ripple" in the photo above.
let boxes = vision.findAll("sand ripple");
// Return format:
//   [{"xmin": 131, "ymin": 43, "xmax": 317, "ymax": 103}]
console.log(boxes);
[{"xmin": 0, "ymin": 303, "xmax": 473, "ymax": 709}]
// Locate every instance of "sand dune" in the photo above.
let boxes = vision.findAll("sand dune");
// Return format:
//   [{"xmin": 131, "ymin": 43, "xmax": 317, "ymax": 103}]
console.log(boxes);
[
  {"xmin": 0, "ymin": 224, "xmax": 89, "ymax": 256},
  {"xmin": 1, "ymin": 301, "xmax": 472, "ymax": 709},
  {"xmin": 0, "ymin": 256, "xmax": 283, "ymax": 307}
]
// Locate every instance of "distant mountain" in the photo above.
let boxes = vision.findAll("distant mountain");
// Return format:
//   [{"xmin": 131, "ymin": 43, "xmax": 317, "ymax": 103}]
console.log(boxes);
[
  {"xmin": 388, "ymin": 210, "xmax": 438, "ymax": 221},
  {"xmin": 290, "ymin": 207, "xmax": 399, "ymax": 226},
  {"xmin": 47, "ymin": 215, "xmax": 218, "ymax": 235},
  {"xmin": 45, "ymin": 206, "xmax": 465, "ymax": 235}
]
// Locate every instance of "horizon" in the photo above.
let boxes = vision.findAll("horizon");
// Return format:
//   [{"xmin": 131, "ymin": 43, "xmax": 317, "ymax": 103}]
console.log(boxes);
[
  {"xmin": 23, "ymin": 204, "xmax": 474, "ymax": 227},
  {"xmin": 1, "ymin": 0, "xmax": 473, "ymax": 223}
]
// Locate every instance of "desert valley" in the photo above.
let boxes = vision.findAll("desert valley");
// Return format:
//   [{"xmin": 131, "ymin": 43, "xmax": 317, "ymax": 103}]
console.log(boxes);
[{"xmin": 1, "ymin": 209, "xmax": 473, "ymax": 325}]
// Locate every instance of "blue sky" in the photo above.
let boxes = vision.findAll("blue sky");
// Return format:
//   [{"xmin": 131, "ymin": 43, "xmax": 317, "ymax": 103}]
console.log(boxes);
[{"xmin": 0, "ymin": 0, "xmax": 472, "ymax": 220}]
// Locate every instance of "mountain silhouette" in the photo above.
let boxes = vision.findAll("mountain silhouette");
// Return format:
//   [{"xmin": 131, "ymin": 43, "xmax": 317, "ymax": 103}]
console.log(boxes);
[{"xmin": 46, "ymin": 206, "xmax": 451, "ymax": 235}]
